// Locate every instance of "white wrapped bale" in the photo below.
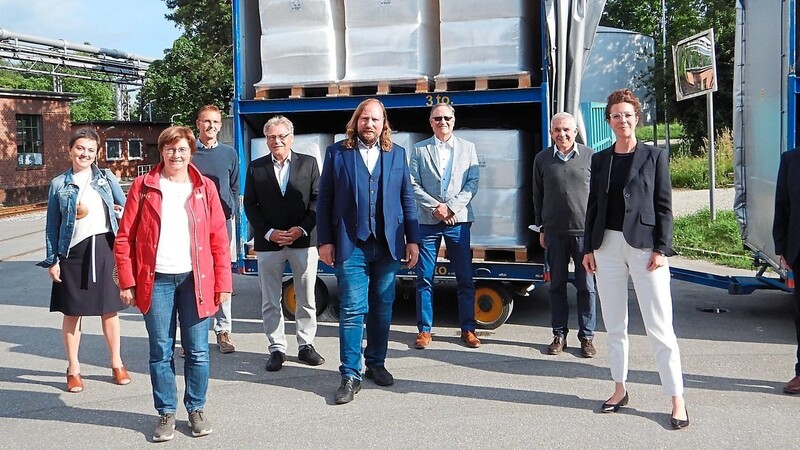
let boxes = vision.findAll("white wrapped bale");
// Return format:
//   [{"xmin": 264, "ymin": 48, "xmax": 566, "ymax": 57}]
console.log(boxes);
[
  {"xmin": 251, "ymin": 134, "xmax": 333, "ymax": 172},
  {"xmin": 437, "ymin": 0, "xmax": 533, "ymax": 78},
  {"xmin": 255, "ymin": 0, "xmax": 344, "ymax": 88},
  {"xmin": 454, "ymin": 129, "xmax": 527, "ymax": 189},
  {"xmin": 342, "ymin": 0, "xmax": 439, "ymax": 83},
  {"xmin": 470, "ymin": 188, "xmax": 527, "ymax": 247}
]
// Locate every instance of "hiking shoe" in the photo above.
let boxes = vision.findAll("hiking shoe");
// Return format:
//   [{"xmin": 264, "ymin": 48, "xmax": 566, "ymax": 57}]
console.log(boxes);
[
  {"xmin": 217, "ymin": 332, "xmax": 236, "ymax": 354},
  {"xmin": 188, "ymin": 410, "xmax": 213, "ymax": 437},
  {"xmin": 153, "ymin": 413, "xmax": 176, "ymax": 442}
]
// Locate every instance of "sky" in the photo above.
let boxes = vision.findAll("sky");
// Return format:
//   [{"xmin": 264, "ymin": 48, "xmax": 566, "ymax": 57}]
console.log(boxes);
[{"xmin": 0, "ymin": 0, "xmax": 183, "ymax": 60}]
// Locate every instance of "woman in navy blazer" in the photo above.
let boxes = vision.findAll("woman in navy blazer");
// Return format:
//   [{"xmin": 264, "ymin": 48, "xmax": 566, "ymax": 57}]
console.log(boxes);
[{"xmin": 582, "ymin": 89, "xmax": 689, "ymax": 429}]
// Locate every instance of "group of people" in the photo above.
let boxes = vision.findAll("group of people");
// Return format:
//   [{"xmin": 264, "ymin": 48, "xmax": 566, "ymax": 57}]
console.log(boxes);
[{"xmin": 40, "ymin": 88, "xmax": 800, "ymax": 441}]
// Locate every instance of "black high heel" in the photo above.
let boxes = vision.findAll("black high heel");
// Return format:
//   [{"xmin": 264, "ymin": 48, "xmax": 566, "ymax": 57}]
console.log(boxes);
[
  {"xmin": 600, "ymin": 391, "xmax": 629, "ymax": 413},
  {"xmin": 671, "ymin": 407, "xmax": 689, "ymax": 430}
]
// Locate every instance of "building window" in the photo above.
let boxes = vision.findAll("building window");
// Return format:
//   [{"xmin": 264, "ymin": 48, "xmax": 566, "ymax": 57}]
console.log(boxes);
[
  {"xmin": 106, "ymin": 139, "xmax": 122, "ymax": 161},
  {"xmin": 128, "ymin": 139, "xmax": 143, "ymax": 160},
  {"xmin": 16, "ymin": 115, "xmax": 43, "ymax": 167}
]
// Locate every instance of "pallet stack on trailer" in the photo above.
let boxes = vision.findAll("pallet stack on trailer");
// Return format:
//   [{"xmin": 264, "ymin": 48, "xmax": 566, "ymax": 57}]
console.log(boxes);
[{"xmin": 233, "ymin": 0, "xmax": 550, "ymax": 327}]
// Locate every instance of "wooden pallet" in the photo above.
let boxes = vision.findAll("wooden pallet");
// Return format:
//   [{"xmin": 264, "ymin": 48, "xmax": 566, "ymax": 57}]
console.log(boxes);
[
  {"xmin": 254, "ymin": 83, "xmax": 339, "ymax": 100},
  {"xmin": 436, "ymin": 246, "xmax": 528, "ymax": 263},
  {"xmin": 434, "ymin": 72, "xmax": 532, "ymax": 92},
  {"xmin": 472, "ymin": 248, "xmax": 528, "ymax": 262},
  {"xmin": 338, "ymin": 78, "xmax": 431, "ymax": 96}
]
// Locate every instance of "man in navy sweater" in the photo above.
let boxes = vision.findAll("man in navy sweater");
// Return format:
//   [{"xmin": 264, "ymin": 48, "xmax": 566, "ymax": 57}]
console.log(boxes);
[
  {"xmin": 191, "ymin": 104, "xmax": 240, "ymax": 354},
  {"xmin": 532, "ymin": 112, "xmax": 597, "ymax": 358}
]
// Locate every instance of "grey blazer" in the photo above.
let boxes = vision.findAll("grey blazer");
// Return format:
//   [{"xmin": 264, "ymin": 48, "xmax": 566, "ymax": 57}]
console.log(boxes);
[{"xmin": 409, "ymin": 135, "xmax": 480, "ymax": 225}]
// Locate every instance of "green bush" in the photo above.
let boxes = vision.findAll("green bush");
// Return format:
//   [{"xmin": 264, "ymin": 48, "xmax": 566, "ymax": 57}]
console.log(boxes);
[
  {"xmin": 670, "ymin": 128, "xmax": 734, "ymax": 189},
  {"xmin": 636, "ymin": 122, "xmax": 685, "ymax": 142},
  {"xmin": 673, "ymin": 209, "xmax": 752, "ymax": 269}
]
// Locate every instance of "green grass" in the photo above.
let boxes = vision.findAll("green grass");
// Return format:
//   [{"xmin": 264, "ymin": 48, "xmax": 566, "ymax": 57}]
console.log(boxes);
[
  {"xmin": 673, "ymin": 209, "xmax": 753, "ymax": 269},
  {"xmin": 669, "ymin": 128, "xmax": 734, "ymax": 189},
  {"xmin": 636, "ymin": 122, "xmax": 685, "ymax": 142}
]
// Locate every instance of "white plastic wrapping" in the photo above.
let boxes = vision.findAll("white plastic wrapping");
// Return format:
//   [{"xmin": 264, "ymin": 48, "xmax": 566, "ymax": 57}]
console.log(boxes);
[
  {"xmin": 251, "ymin": 134, "xmax": 333, "ymax": 171},
  {"xmin": 255, "ymin": 0, "xmax": 344, "ymax": 87},
  {"xmin": 470, "ymin": 188, "xmax": 527, "ymax": 247},
  {"xmin": 453, "ymin": 130, "xmax": 528, "ymax": 189},
  {"xmin": 333, "ymin": 132, "xmax": 427, "ymax": 156},
  {"xmin": 437, "ymin": 0, "xmax": 532, "ymax": 78},
  {"xmin": 342, "ymin": 0, "xmax": 439, "ymax": 82}
]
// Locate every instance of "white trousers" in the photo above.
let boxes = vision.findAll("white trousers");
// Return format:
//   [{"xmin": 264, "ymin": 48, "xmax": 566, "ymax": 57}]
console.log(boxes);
[
  {"xmin": 593, "ymin": 230, "xmax": 684, "ymax": 397},
  {"xmin": 256, "ymin": 247, "xmax": 319, "ymax": 354}
]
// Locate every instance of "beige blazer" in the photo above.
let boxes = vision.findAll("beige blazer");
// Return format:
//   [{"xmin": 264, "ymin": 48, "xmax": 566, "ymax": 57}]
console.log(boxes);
[{"xmin": 409, "ymin": 135, "xmax": 480, "ymax": 225}]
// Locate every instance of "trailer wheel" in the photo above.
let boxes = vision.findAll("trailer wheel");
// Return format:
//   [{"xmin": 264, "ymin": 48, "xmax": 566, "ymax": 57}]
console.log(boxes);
[
  {"xmin": 281, "ymin": 278, "xmax": 330, "ymax": 320},
  {"xmin": 474, "ymin": 283, "xmax": 513, "ymax": 329}
]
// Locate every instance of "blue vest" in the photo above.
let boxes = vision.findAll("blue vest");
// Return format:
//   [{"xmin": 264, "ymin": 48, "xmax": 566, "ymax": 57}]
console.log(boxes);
[{"xmin": 356, "ymin": 153, "xmax": 384, "ymax": 241}]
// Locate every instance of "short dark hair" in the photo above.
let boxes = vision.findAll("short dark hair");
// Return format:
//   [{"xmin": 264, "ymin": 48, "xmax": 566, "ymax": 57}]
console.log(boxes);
[{"xmin": 69, "ymin": 128, "xmax": 100, "ymax": 148}]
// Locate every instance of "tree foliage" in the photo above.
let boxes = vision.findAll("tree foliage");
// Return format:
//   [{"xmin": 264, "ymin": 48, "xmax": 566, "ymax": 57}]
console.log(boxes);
[
  {"xmin": 136, "ymin": 0, "xmax": 233, "ymax": 124},
  {"xmin": 0, "ymin": 62, "xmax": 115, "ymax": 122},
  {"xmin": 601, "ymin": 0, "xmax": 735, "ymax": 152}
]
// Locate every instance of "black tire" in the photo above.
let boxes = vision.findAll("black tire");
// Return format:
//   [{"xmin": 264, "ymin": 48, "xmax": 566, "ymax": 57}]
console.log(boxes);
[
  {"xmin": 281, "ymin": 278, "xmax": 330, "ymax": 320},
  {"xmin": 474, "ymin": 282, "xmax": 513, "ymax": 329}
]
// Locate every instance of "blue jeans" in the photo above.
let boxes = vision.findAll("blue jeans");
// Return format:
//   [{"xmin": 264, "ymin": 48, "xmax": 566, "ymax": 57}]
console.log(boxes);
[
  {"xmin": 335, "ymin": 238, "xmax": 399, "ymax": 380},
  {"xmin": 416, "ymin": 222, "xmax": 476, "ymax": 332},
  {"xmin": 143, "ymin": 272, "xmax": 210, "ymax": 414},
  {"xmin": 545, "ymin": 234, "xmax": 596, "ymax": 339}
]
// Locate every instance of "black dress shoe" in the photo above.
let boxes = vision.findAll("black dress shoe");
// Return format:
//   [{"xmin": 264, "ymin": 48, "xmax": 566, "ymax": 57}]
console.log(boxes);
[
  {"xmin": 265, "ymin": 351, "xmax": 285, "ymax": 372},
  {"xmin": 671, "ymin": 407, "xmax": 690, "ymax": 430},
  {"xmin": 600, "ymin": 391, "xmax": 629, "ymax": 413},
  {"xmin": 364, "ymin": 366, "xmax": 394, "ymax": 386},
  {"xmin": 298, "ymin": 345, "xmax": 325, "ymax": 366},
  {"xmin": 334, "ymin": 377, "xmax": 361, "ymax": 404}
]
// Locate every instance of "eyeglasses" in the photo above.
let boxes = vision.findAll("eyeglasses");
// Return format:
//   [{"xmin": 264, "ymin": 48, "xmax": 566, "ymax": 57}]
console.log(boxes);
[
  {"xmin": 164, "ymin": 147, "xmax": 191, "ymax": 155},
  {"xmin": 266, "ymin": 133, "xmax": 292, "ymax": 142},
  {"xmin": 431, "ymin": 116, "xmax": 453, "ymax": 122},
  {"xmin": 609, "ymin": 112, "xmax": 636, "ymax": 121}
]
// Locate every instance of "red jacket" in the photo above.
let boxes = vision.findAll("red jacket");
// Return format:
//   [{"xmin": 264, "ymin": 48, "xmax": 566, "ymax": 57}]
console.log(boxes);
[{"xmin": 114, "ymin": 163, "xmax": 232, "ymax": 318}]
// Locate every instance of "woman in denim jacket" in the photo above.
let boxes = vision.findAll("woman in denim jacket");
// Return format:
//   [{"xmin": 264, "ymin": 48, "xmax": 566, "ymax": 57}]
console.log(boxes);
[{"xmin": 38, "ymin": 128, "xmax": 130, "ymax": 393}]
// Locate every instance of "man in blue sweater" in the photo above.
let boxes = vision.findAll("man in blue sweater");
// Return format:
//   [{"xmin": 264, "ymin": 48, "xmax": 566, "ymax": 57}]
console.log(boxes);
[
  {"xmin": 532, "ymin": 112, "xmax": 597, "ymax": 358},
  {"xmin": 191, "ymin": 104, "xmax": 240, "ymax": 354}
]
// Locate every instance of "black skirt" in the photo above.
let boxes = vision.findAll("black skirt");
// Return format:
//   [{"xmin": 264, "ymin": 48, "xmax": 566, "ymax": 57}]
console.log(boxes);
[{"xmin": 50, "ymin": 232, "xmax": 127, "ymax": 316}]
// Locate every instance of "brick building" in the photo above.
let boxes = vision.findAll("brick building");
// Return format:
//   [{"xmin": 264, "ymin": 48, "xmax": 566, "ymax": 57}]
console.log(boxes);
[
  {"xmin": 0, "ymin": 88, "xmax": 78, "ymax": 205},
  {"xmin": 72, "ymin": 121, "xmax": 170, "ymax": 180}
]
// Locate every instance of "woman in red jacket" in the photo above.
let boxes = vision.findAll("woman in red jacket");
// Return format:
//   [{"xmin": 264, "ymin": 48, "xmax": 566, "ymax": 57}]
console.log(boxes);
[{"xmin": 114, "ymin": 126, "xmax": 232, "ymax": 442}]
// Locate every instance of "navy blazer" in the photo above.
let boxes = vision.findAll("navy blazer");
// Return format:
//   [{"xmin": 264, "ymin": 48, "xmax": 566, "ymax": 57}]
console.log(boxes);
[
  {"xmin": 316, "ymin": 141, "xmax": 420, "ymax": 263},
  {"xmin": 773, "ymin": 148, "xmax": 800, "ymax": 265},
  {"xmin": 243, "ymin": 151, "xmax": 319, "ymax": 251},
  {"xmin": 584, "ymin": 141, "xmax": 674, "ymax": 256}
]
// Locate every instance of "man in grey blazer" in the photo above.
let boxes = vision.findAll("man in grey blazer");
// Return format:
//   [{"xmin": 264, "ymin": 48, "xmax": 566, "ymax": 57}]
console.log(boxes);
[{"xmin": 409, "ymin": 103, "xmax": 481, "ymax": 349}]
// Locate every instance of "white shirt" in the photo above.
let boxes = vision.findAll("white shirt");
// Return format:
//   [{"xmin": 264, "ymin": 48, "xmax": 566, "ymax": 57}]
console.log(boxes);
[
  {"xmin": 70, "ymin": 170, "xmax": 110, "ymax": 248},
  {"xmin": 272, "ymin": 152, "xmax": 292, "ymax": 196},
  {"xmin": 553, "ymin": 144, "xmax": 579, "ymax": 161},
  {"xmin": 264, "ymin": 152, "xmax": 306, "ymax": 241},
  {"xmin": 155, "ymin": 177, "xmax": 193, "ymax": 274},
  {"xmin": 358, "ymin": 139, "xmax": 380, "ymax": 173},
  {"xmin": 435, "ymin": 136, "xmax": 454, "ymax": 200}
]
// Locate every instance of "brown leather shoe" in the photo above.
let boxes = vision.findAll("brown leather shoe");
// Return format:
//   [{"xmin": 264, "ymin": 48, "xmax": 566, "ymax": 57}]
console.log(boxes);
[
  {"xmin": 112, "ymin": 366, "xmax": 131, "ymax": 385},
  {"xmin": 547, "ymin": 335, "xmax": 566, "ymax": 355},
  {"xmin": 580, "ymin": 338, "xmax": 597, "ymax": 358},
  {"xmin": 66, "ymin": 372, "xmax": 83, "ymax": 393},
  {"xmin": 784, "ymin": 375, "xmax": 800, "ymax": 394},
  {"xmin": 414, "ymin": 332, "xmax": 432, "ymax": 349},
  {"xmin": 461, "ymin": 330, "xmax": 481, "ymax": 348}
]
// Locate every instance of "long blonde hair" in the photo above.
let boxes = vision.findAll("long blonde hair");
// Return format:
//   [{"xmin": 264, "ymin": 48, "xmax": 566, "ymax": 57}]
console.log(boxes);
[{"xmin": 343, "ymin": 98, "xmax": 393, "ymax": 150}]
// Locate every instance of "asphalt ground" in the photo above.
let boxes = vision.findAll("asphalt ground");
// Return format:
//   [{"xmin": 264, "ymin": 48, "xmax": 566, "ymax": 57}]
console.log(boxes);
[{"xmin": 1, "ymin": 212, "xmax": 798, "ymax": 449}]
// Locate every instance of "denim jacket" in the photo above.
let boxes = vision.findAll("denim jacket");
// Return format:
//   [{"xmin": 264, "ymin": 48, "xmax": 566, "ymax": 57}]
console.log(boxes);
[{"xmin": 38, "ymin": 165, "xmax": 126, "ymax": 267}]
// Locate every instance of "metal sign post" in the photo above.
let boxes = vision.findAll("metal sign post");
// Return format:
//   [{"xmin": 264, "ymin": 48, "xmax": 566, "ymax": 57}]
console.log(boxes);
[{"xmin": 673, "ymin": 28, "xmax": 719, "ymax": 220}]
